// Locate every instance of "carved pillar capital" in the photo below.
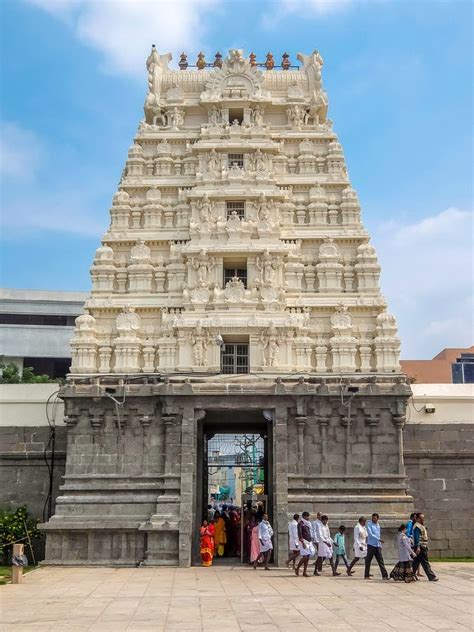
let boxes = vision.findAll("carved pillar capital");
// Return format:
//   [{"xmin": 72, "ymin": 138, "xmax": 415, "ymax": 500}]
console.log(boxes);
[
  {"xmin": 90, "ymin": 410, "xmax": 104, "ymax": 431},
  {"xmin": 64, "ymin": 414, "xmax": 79, "ymax": 428},
  {"xmin": 139, "ymin": 414, "xmax": 153, "ymax": 430},
  {"xmin": 194, "ymin": 408, "xmax": 206, "ymax": 422},
  {"xmin": 393, "ymin": 414, "xmax": 406, "ymax": 428}
]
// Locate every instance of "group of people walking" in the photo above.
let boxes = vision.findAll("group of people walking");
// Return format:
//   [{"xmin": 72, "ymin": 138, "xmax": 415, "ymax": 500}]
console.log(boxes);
[
  {"xmin": 200, "ymin": 507, "xmax": 438, "ymax": 584},
  {"xmin": 285, "ymin": 511, "xmax": 438, "ymax": 582}
]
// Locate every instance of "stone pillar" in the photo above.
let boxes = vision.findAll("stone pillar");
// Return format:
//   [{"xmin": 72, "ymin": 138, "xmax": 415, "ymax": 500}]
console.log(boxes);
[
  {"xmin": 318, "ymin": 415, "xmax": 329, "ymax": 474},
  {"xmin": 394, "ymin": 414, "xmax": 406, "ymax": 476},
  {"xmin": 341, "ymin": 414, "xmax": 352, "ymax": 475},
  {"xmin": 162, "ymin": 415, "xmax": 176, "ymax": 475},
  {"xmin": 295, "ymin": 416, "xmax": 306, "ymax": 474},
  {"xmin": 139, "ymin": 414, "xmax": 152, "ymax": 474},
  {"xmin": 273, "ymin": 406, "xmax": 289, "ymax": 566},
  {"xmin": 178, "ymin": 406, "xmax": 199, "ymax": 567},
  {"xmin": 364, "ymin": 412, "xmax": 380, "ymax": 475}
]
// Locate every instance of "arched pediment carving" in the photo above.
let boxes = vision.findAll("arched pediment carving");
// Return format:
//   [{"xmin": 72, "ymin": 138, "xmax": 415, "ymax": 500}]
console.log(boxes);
[{"xmin": 200, "ymin": 49, "xmax": 269, "ymax": 102}]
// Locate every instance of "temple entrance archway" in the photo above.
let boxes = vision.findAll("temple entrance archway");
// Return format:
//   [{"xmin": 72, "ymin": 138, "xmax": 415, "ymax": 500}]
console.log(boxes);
[{"xmin": 194, "ymin": 410, "xmax": 273, "ymax": 565}]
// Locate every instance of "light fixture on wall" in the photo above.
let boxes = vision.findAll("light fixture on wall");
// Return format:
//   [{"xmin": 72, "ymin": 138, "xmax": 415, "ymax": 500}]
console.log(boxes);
[{"xmin": 424, "ymin": 403, "xmax": 436, "ymax": 414}]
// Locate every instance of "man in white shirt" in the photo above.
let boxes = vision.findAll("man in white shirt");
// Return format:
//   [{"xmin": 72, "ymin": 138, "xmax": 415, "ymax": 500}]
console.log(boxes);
[
  {"xmin": 314, "ymin": 515, "xmax": 340, "ymax": 577},
  {"xmin": 286, "ymin": 513, "xmax": 300, "ymax": 569},
  {"xmin": 311, "ymin": 512, "xmax": 323, "ymax": 572},
  {"xmin": 253, "ymin": 513, "xmax": 273, "ymax": 570}
]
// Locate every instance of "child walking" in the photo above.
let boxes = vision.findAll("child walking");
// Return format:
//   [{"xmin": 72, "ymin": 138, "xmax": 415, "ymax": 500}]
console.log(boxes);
[{"xmin": 333, "ymin": 525, "xmax": 353, "ymax": 573}]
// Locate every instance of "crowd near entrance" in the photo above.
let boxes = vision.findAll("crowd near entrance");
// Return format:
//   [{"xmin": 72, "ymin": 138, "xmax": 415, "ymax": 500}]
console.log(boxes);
[{"xmin": 195, "ymin": 411, "xmax": 272, "ymax": 566}]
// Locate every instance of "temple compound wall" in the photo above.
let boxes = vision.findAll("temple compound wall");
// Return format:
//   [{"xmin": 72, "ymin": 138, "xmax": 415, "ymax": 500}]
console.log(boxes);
[
  {"xmin": 36, "ymin": 47, "xmax": 471, "ymax": 565},
  {"xmin": 1, "ymin": 387, "xmax": 471, "ymax": 561}
]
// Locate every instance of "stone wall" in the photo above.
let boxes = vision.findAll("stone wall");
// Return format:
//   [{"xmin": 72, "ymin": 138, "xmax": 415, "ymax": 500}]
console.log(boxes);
[
  {"xmin": 0, "ymin": 425, "xmax": 67, "ymax": 561},
  {"xmin": 404, "ymin": 422, "xmax": 474, "ymax": 558},
  {"xmin": 1, "ymin": 417, "xmax": 472, "ymax": 562}
]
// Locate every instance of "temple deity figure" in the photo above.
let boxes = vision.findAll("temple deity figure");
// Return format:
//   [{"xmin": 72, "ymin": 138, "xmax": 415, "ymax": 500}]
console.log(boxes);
[
  {"xmin": 197, "ymin": 194, "xmax": 213, "ymax": 223},
  {"xmin": 207, "ymin": 149, "xmax": 220, "ymax": 174},
  {"xmin": 191, "ymin": 249, "xmax": 216, "ymax": 285},
  {"xmin": 253, "ymin": 148, "xmax": 267, "ymax": 172},
  {"xmin": 260, "ymin": 322, "xmax": 281, "ymax": 367},
  {"xmin": 286, "ymin": 105, "xmax": 302, "ymax": 127},
  {"xmin": 251, "ymin": 105, "xmax": 264, "ymax": 126},
  {"xmin": 256, "ymin": 248, "xmax": 277, "ymax": 285},
  {"xmin": 208, "ymin": 106, "xmax": 222, "ymax": 125},
  {"xmin": 169, "ymin": 107, "xmax": 185, "ymax": 129},
  {"xmin": 257, "ymin": 194, "xmax": 272, "ymax": 221},
  {"xmin": 191, "ymin": 322, "xmax": 210, "ymax": 366}
]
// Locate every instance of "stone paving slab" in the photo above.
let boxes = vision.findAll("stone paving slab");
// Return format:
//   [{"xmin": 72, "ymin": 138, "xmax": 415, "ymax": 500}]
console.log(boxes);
[{"xmin": 0, "ymin": 563, "xmax": 472, "ymax": 631}]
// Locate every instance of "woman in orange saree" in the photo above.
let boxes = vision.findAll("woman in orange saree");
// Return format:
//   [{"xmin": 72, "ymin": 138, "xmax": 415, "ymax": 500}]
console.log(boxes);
[
  {"xmin": 214, "ymin": 511, "xmax": 227, "ymax": 557},
  {"xmin": 200, "ymin": 520, "xmax": 215, "ymax": 567}
]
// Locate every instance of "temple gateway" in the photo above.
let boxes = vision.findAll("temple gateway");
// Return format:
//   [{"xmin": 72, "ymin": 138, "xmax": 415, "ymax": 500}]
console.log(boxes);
[{"xmin": 42, "ymin": 48, "xmax": 413, "ymax": 566}]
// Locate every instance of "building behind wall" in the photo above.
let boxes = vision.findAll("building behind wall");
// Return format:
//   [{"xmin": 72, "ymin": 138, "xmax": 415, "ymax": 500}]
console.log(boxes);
[
  {"xmin": 41, "ymin": 47, "xmax": 416, "ymax": 567},
  {"xmin": 0, "ymin": 289, "xmax": 87, "ymax": 379}
]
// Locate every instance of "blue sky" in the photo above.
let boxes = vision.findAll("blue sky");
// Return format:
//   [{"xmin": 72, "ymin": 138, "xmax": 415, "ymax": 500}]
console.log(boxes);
[{"xmin": 0, "ymin": 0, "xmax": 472, "ymax": 358}]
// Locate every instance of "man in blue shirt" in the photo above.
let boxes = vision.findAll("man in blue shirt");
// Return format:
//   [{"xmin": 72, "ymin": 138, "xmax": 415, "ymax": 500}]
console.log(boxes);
[{"xmin": 364, "ymin": 513, "xmax": 389, "ymax": 579}]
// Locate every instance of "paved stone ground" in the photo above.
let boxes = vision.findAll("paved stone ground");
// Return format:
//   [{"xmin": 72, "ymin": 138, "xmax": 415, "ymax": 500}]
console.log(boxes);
[{"xmin": 1, "ymin": 564, "xmax": 472, "ymax": 631}]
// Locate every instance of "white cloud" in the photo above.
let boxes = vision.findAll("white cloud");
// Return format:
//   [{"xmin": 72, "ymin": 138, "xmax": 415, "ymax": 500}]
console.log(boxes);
[
  {"xmin": 371, "ymin": 207, "xmax": 474, "ymax": 359},
  {"xmin": 26, "ymin": 0, "xmax": 218, "ymax": 77},
  {"xmin": 0, "ymin": 123, "xmax": 43, "ymax": 179}
]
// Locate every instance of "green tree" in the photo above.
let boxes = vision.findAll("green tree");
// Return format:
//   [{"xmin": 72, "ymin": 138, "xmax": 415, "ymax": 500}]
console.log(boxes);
[{"xmin": 0, "ymin": 362, "xmax": 53, "ymax": 384}]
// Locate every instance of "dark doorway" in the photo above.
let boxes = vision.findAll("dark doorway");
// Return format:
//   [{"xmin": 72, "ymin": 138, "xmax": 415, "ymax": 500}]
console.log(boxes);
[{"xmin": 194, "ymin": 410, "xmax": 273, "ymax": 566}]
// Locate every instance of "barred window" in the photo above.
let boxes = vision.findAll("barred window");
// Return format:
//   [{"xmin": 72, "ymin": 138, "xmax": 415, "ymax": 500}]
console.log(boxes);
[
  {"xmin": 221, "ymin": 343, "xmax": 249, "ymax": 374},
  {"xmin": 226, "ymin": 200, "xmax": 245, "ymax": 219},
  {"xmin": 228, "ymin": 153, "xmax": 244, "ymax": 168},
  {"xmin": 224, "ymin": 268, "xmax": 247, "ymax": 288}
]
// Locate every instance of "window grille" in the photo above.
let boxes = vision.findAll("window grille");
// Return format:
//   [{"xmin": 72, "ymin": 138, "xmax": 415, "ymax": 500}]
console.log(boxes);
[
  {"xmin": 221, "ymin": 343, "xmax": 249, "ymax": 374},
  {"xmin": 228, "ymin": 153, "xmax": 244, "ymax": 168},
  {"xmin": 224, "ymin": 268, "xmax": 247, "ymax": 288},
  {"xmin": 226, "ymin": 200, "xmax": 245, "ymax": 219}
]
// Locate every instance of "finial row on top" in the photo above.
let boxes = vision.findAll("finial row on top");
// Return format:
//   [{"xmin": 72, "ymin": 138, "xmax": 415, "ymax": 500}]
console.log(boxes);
[{"xmin": 176, "ymin": 51, "xmax": 296, "ymax": 71}]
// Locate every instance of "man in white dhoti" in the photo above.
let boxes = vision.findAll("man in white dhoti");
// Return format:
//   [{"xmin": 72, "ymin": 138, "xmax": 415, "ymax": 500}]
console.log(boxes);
[
  {"xmin": 295, "ymin": 511, "xmax": 313, "ymax": 577},
  {"xmin": 253, "ymin": 513, "xmax": 273, "ymax": 570},
  {"xmin": 286, "ymin": 513, "xmax": 300, "ymax": 569},
  {"xmin": 347, "ymin": 516, "xmax": 368, "ymax": 575},
  {"xmin": 314, "ymin": 515, "xmax": 340, "ymax": 576}
]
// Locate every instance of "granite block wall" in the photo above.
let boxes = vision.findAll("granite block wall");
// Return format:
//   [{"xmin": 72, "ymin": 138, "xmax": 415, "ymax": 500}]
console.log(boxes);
[
  {"xmin": 404, "ymin": 423, "xmax": 474, "ymax": 558},
  {"xmin": 0, "ymin": 426, "xmax": 67, "ymax": 560},
  {"xmin": 1, "ymin": 422, "xmax": 472, "ymax": 561}
]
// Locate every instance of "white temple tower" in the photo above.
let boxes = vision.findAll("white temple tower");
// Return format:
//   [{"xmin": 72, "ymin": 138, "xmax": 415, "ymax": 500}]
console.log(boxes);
[{"xmin": 42, "ymin": 48, "xmax": 412, "ymax": 567}]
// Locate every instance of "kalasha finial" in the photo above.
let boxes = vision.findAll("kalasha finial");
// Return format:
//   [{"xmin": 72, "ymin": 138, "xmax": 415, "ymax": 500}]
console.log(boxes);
[
  {"xmin": 196, "ymin": 51, "xmax": 206, "ymax": 70},
  {"xmin": 265, "ymin": 52, "xmax": 275, "ymax": 70},
  {"xmin": 213, "ymin": 52, "xmax": 223, "ymax": 68},
  {"xmin": 249, "ymin": 52, "xmax": 257, "ymax": 67},
  {"xmin": 178, "ymin": 52, "xmax": 188, "ymax": 70},
  {"xmin": 282, "ymin": 52, "xmax": 291, "ymax": 70}
]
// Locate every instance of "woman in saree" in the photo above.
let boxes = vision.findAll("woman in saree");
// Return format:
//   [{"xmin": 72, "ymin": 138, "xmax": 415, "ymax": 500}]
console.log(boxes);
[
  {"xmin": 200, "ymin": 519, "xmax": 215, "ymax": 567},
  {"xmin": 214, "ymin": 510, "xmax": 227, "ymax": 557}
]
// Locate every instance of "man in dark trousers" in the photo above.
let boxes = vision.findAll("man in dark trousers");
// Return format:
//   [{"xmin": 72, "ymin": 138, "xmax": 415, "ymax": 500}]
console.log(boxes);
[
  {"xmin": 412, "ymin": 513, "xmax": 438, "ymax": 581},
  {"xmin": 364, "ymin": 513, "xmax": 389, "ymax": 580}
]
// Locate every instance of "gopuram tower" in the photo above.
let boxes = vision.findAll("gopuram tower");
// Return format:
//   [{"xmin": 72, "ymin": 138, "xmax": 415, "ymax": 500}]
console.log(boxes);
[{"xmin": 42, "ymin": 48, "xmax": 413, "ymax": 566}]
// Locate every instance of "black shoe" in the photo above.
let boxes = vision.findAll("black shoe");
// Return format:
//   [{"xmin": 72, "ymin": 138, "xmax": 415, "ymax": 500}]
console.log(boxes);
[{"xmin": 429, "ymin": 577, "xmax": 439, "ymax": 582}]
